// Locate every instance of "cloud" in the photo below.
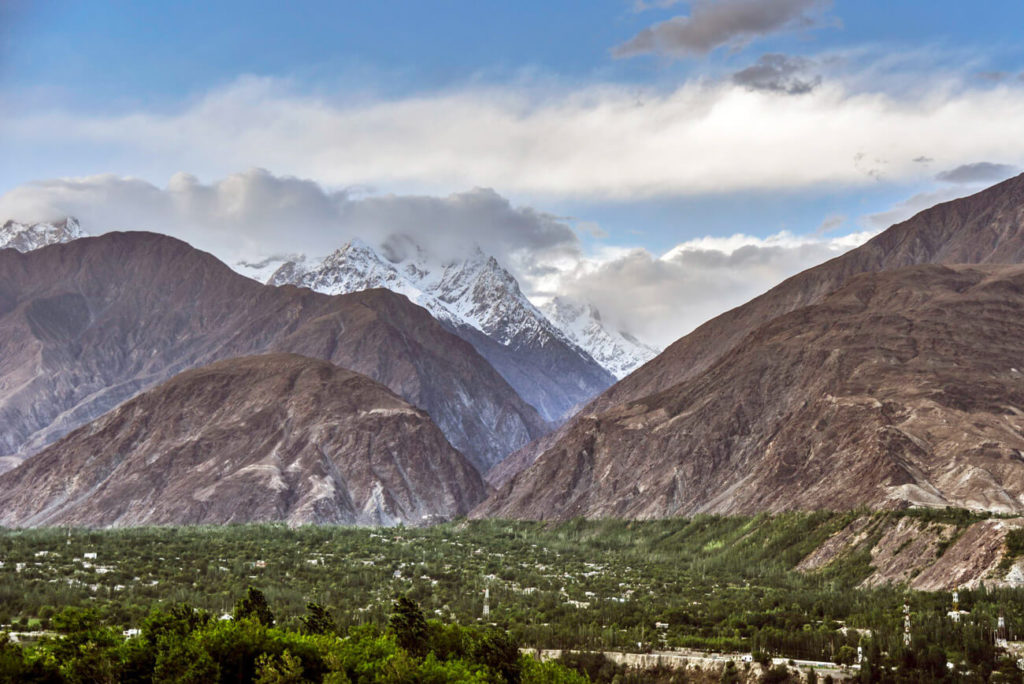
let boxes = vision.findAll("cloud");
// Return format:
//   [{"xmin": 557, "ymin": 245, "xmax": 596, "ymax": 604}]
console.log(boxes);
[
  {"xmin": 935, "ymin": 161, "xmax": 1019, "ymax": 184},
  {"xmin": 0, "ymin": 170, "xmax": 582, "ymax": 270},
  {"xmin": 552, "ymin": 229, "xmax": 874, "ymax": 347},
  {"xmin": 863, "ymin": 186, "xmax": 976, "ymax": 230},
  {"xmin": 632, "ymin": 0, "xmax": 684, "ymax": 11},
  {"xmin": 7, "ymin": 65, "xmax": 1024, "ymax": 201},
  {"xmin": 0, "ymin": 167, "xmax": 887, "ymax": 350},
  {"xmin": 975, "ymin": 71, "xmax": 1008, "ymax": 83},
  {"xmin": 613, "ymin": 0, "xmax": 831, "ymax": 58},
  {"xmin": 732, "ymin": 53, "xmax": 821, "ymax": 95}
]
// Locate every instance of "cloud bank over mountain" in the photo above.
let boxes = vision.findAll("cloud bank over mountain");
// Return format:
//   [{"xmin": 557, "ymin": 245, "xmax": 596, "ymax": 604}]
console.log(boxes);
[
  {"xmin": 0, "ymin": 169, "xmax": 884, "ymax": 347},
  {"xmin": 552, "ymin": 229, "xmax": 874, "ymax": 346},
  {"xmin": 0, "ymin": 170, "xmax": 578, "ymax": 266}
]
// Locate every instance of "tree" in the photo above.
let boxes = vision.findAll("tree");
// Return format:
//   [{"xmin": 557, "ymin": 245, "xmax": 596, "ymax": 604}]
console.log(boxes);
[
  {"xmin": 836, "ymin": 645, "xmax": 857, "ymax": 667},
  {"xmin": 300, "ymin": 602, "xmax": 336, "ymax": 636},
  {"xmin": 720, "ymin": 660, "xmax": 741, "ymax": 684},
  {"xmin": 153, "ymin": 637, "xmax": 220, "ymax": 683},
  {"xmin": 255, "ymin": 650, "xmax": 305, "ymax": 684},
  {"xmin": 475, "ymin": 629, "xmax": 523, "ymax": 684},
  {"xmin": 234, "ymin": 587, "xmax": 275, "ymax": 627},
  {"xmin": 389, "ymin": 595, "xmax": 429, "ymax": 657}
]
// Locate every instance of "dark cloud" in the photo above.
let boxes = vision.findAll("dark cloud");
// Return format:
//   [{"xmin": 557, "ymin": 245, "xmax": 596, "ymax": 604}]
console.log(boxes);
[
  {"xmin": 935, "ymin": 162, "xmax": 1019, "ymax": 184},
  {"xmin": 632, "ymin": 0, "xmax": 683, "ymax": 11},
  {"xmin": 975, "ymin": 71, "xmax": 1008, "ymax": 83},
  {"xmin": 613, "ymin": 0, "xmax": 831, "ymax": 58},
  {"xmin": 732, "ymin": 53, "xmax": 821, "ymax": 94}
]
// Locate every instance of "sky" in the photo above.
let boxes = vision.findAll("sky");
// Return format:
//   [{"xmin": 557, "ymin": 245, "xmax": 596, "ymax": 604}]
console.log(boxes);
[{"xmin": 3, "ymin": 1, "xmax": 1024, "ymax": 347}]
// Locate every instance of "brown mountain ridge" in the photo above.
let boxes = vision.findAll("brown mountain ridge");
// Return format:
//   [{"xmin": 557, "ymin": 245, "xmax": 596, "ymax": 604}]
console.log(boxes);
[
  {"xmin": 0, "ymin": 353, "xmax": 487, "ymax": 527},
  {"xmin": 494, "ymin": 174, "xmax": 1024, "ymax": 490},
  {"xmin": 596, "ymin": 172, "xmax": 1024, "ymax": 415},
  {"xmin": 0, "ymin": 232, "xmax": 547, "ymax": 475},
  {"xmin": 478, "ymin": 263, "xmax": 1024, "ymax": 519},
  {"xmin": 479, "ymin": 175, "xmax": 1024, "ymax": 519}
]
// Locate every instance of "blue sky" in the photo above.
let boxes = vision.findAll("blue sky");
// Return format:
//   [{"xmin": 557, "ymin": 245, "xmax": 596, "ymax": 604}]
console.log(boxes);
[
  {"xmin": 6, "ymin": 2, "xmax": 1024, "ymax": 105},
  {"xmin": 3, "ymin": 1, "xmax": 1024, "ymax": 344}
]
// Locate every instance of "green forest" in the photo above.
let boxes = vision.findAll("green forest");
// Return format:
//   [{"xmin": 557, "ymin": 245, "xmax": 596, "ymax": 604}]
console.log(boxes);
[{"xmin": 1, "ymin": 511, "xmax": 1022, "ymax": 682}]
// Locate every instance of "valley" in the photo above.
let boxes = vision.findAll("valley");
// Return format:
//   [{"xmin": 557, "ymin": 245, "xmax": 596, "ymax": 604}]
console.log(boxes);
[{"xmin": 1, "ymin": 512, "xmax": 1023, "ymax": 679}]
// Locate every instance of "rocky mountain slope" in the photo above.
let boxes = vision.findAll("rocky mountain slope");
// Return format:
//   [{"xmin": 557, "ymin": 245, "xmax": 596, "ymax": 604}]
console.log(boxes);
[
  {"xmin": 540, "ymin": 296, "xmax": 657, "ymax": 379},
  {"xmin": 0, "ymin": 232, "xmax": 548, "ymax": 475},
  {"xmin": 0, "ymin": 354, "xmax": 487, "ymax": 527},
  {"xmin": 488, "ymin": 174, "xmax": 1024, "ymax": 494},
  {"xmin": 796, "ymin": 512, "xmax": 1024, "ymax": 592},
  {"xmin": 0, "ymin": 217, "xmax": 86, "ymax": 251},
  {"xmin": 476, "ymin": 263, "xmax": 1024, "ymax": 519},
  {"xmin": 591, "ymin": 173, "xmax": 1024, "ymax": 416},
  {"xmin": 262, "ymin": 237, "xmax": 616, "ymax": 422}
]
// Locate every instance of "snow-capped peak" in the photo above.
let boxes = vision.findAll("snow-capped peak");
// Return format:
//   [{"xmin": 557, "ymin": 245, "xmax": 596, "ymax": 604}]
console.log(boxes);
[
  {"xmin": 261, "ymin": 236, "xmax": 657, "ymax": 381},
  {"xmin": 267, "ymin": 236, "xmax": 574, "ymax": 350},
  {"xmin": 256, "ymin": 235, "xmax": 627, "ymax": 422},
  {"xmin": 541, "ymin": 296, "xmax": 659, "ymax": 379},
  {"xmin": 0, "ymin": 217, "xmax": 87, "ymax": 252}
]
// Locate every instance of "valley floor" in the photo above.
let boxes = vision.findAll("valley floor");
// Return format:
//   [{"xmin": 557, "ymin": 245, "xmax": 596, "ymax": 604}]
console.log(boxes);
[{"xmin": 1, "ymin": 511, "xmax": 1023, "ymax": 679}]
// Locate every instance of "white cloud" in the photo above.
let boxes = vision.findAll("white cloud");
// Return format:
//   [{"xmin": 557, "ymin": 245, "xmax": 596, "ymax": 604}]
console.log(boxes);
[
  {"xmin": 6, "ymin": 68, "xmax": 1024, "ymax": 201},
  {"xmin": 935, "ymin": 161, "xmax": 1019, "ymax": 184},
  {"xmin": 548, "ymin": 228, "xmax": 875, "ymax": 347},
  {"xmin": 863, "ymin": 186, "xmax": 978, "ymax": 231},
  {"xmin": 0, "ymin": 170, "xmax": 581, "ymax": 268},
  {"xmin": 0, "ymin": 169, "xmax": 880, "ymax": 349}
]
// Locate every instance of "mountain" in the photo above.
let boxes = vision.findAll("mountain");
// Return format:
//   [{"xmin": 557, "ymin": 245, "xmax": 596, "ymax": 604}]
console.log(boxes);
[
  {"xmin": 0, "ymin": 354, "xmax": 488, "ymax": 527},
  {"xmin": 477, "ymin": 263, "xmax": 1024, "ymax": 519},
  {"xmin": 0, "ymin": 217, "xmax": 86, "ymax": 251},
  {"xmin": 540, "ymin": 296, "xmax": 658, "ymax": 379},
  {"xmin": 589, "ymin": 174, "xmax": 1024, "ymax": 416},
  {"xmin": 263, "ymin": 236, "xmax": 616, "ymax": 423},
  {"xmin": 478, "ymin": 175, "xmax": 1024, "ymax": 518},
  {"xmin": 0, "ymin": 232, "xmax": 547, "ymax": 475}
]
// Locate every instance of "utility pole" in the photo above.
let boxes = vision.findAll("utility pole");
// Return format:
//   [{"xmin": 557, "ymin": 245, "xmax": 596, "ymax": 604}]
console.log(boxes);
[{"xmin": 903, "ymin": 600, "xmax": 912, "ymax": 648}]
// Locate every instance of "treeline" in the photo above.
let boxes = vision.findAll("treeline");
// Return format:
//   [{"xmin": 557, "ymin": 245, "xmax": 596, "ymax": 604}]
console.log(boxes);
[
  {"xmin": 0, "ymin": 591, "xmax": 587, "ymax": 683},
  {"xmin": 1, "ymin": 513, "xmax": 1023, "ymax": 678}
]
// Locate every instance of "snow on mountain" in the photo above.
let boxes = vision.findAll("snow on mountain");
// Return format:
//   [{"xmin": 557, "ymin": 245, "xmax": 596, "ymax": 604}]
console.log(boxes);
[
  {"xmin": 264, "ymin": 236, "xmax": 616, "ymax": 423},
  {"xmin": 0, "ymin": 217, "xmax": 86, "ymax": 252},
  {"xmin": 268, "ymin": 236, "xmax": 566, "ymax": 349},
  {"xmin": 540, "ymin": 296, "xmax": 659, "ymax": 379},
  {"xmin": 235, "ymin": 254, "xmax": 309, "ymax": 284}
]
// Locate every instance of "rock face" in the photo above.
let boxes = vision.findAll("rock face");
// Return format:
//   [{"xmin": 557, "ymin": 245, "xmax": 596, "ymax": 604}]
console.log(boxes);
[
  {"xmin": 264, "ymin": 237, "xmax": 616, "ymax": 422},
  {"xmin": 540, "ymin": 296, "xmax": 658, "ymax": 380},
  {"xmin": 481, "ymin": 173, "xmax": 1024, "ymax": 510},
  {"xmin": 0, "ymin": 354, "xmax": 487, "ymax": 527},
  {"xmin": 0, "ymin": 217, "xmax": 86, "ymax": 252},
  {"xmin": 796, "ymin": 514, "xmax": 1024, "ymax": 592},
  {"xmin": 591, "ymin": 173, "xmax": 1024, "ymax": 416},
  {"xmin": 477, "ymin": 264, "xmax": 1024, "ymax": 519},
  {"xmin": 0, "ymin": 232, "xmax": 547, "ymax": 474}
]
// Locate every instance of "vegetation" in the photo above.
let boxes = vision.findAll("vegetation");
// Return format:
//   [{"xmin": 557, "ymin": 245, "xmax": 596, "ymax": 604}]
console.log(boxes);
[
  {"xmin": 0, "ymin": 511, "xmax": 1021, "ymax": 681},
  {"xmin": 0, "ymin": 595, "xmax": 587, "ymax": 682},
  {"xmin": 1006, "ymin": 530, "xmax": 1024, "ymax": 563}
]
